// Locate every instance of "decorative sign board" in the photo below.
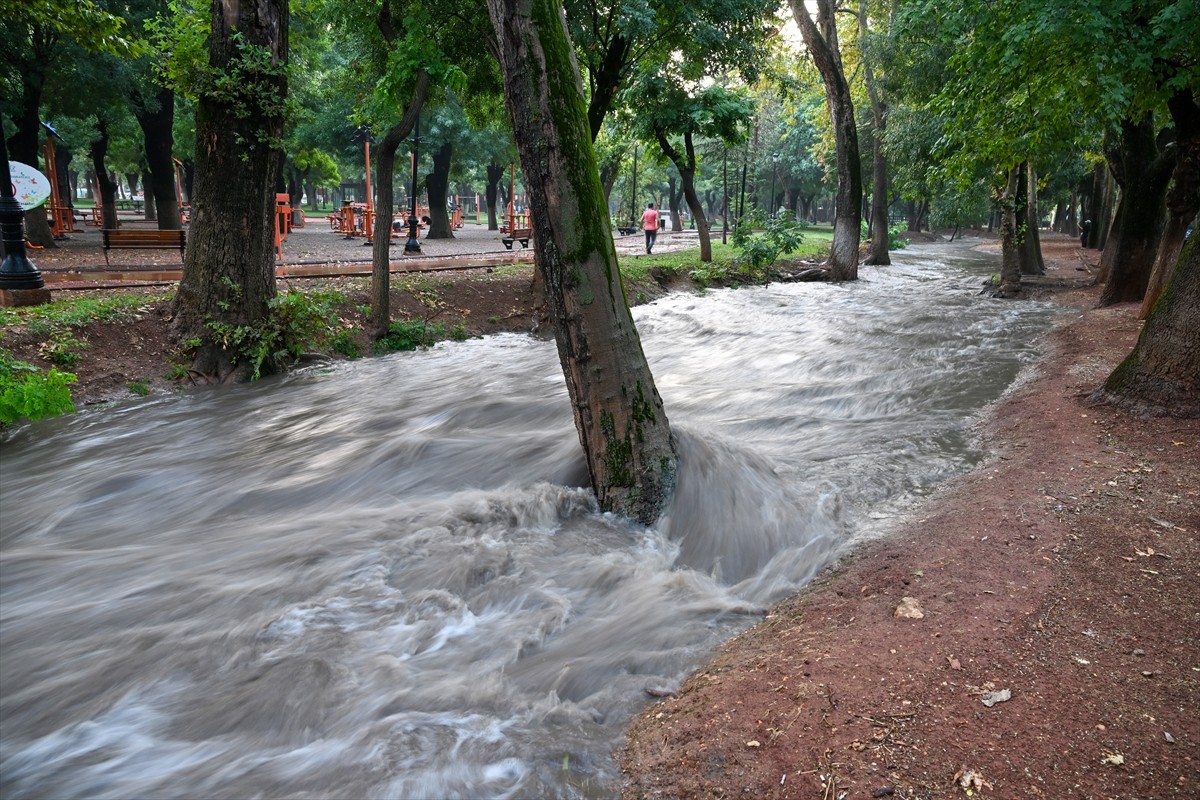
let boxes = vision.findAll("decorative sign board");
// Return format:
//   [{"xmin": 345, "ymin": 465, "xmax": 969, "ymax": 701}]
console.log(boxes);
[{"xmin": 7, "ymin": 161, "xmax": 52, "ymax": 210}]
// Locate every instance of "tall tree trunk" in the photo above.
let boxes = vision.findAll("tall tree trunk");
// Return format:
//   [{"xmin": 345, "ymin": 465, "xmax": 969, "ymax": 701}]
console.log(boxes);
[
  {"xmin": 654, "ymin": 131, "xmax": 711, "ymax": 261},
  {"xmin": 131, "ymin": 86, "xmax": 182, "ymax": 230},
  {"xmin": 485, "ymin": 0, "xmax": 677, "ymax": 523},
  {"xmin": 369, "ymin": 71, "xmax": 429, "ymax": 340},
  {"xmin": 143, "ymin": 170, "xmax": 158, "ymax": 220},
  {"xmin": 485, "ymin": 163, "xmax": 504, "ymax": 230},
  {"xmin": 171, "ymin": 0, "xmax": 288, "ymax": 382},
  {"xmin": 995, "ymin": 166, "xmax": 1022, "ymax": 297},
  {"xmin": 859, "ymin": 0, "xmax": 889, "ymax": 266},
  {"xmin": 1093, "ymin": 231, "xmax": 1200, "ymax": 417},
  {"xmin": 11, "ymin": 65, "xmax": 55, "ymax": 248},
  {"xmin": 424, "ymin": 141, "xmax": 454, "ymax": 238},
  {"xmin": 1140, "ymin": 89, "xmax": 1200, "ymax": 318},
  {"xmin": 792, "ymin": 0, "xmax": 861, "ymax": 280},
  {"xmin": 1017, "ymin": 162, "xmax": 1044, "ymax": 275},
  {"xmin": 90, "ymin": 124, "xmax": 118, "ymax": 230},
  {"xmin": 1099, "ymin": 114, "xmax": 1173, "ymax": 305}
]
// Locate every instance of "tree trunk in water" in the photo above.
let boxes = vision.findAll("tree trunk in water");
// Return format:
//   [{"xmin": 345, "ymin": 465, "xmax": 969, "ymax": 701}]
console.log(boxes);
[
  {"xmin": 132, "ymin": 86, "xmax": 182, "ymax": 230},
  {"xmin": 91, "ymin": 125, "xmax": 118, "ymax": 230},
  {"xmin": 1100, "ymin": 114, "xmax": 1173, "ymax": 305},
  {"xmin": 485, "ymin": 0, "xmax": 677, "ymax": 523},
  {"xmin": 171, "ymin": 0, "xmax": 288, "ymax": 382},
  {"xmin": 1094, "ymin": 232, "xmax": 1200, "ymax": 417},
  {"xmin": 792, "ymin": 0, "xmax": 860, "ymax": 280},
  {"xmin": 1018, "ymin": 162, "xmax": 1044, "ymax": 275},
  {"xmin": 369, "ymin": 73, "xmax": 428, "ymax": 341},
  {"xmin": 1140, "ymin": 89, "xmax": 1200, "ymax": 318},
  {"xmin": 424, "ymin": 141, "xmax": 454, "ymax": 239},
  {"xmin": 995, "ymin": 166, "xmax": 1022, "ymax": 297}
]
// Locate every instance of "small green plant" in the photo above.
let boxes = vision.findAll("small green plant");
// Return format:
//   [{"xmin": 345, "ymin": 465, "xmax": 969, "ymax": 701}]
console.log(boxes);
[
  {"xmin": 888, "ymin": 225, "xmax": 909, "ymax": 250},
  {"xmin": 0, "ymin": 352, "xmax": 76, "ymax": 425},
  {"xmin": 448, "ymin": 322, "xmax": 469, "ymax": 342},
  {"xmin": 205, "ymin": 288, "xmax": 349, "ymax": 379},
  {"xmin": 38, "ymin": 331, "xmax": 88, "ymax": 368},
  {"xmin": 696, "ymin": 209, "xmax": 805, "ymax": 284},
  {"xmin": 331, "ymin": 329, "xmax": 363, "ymax": 359},
  {"xmin": 166, "ymin": 363, "xmax": 190, "ymax": 381},
  {"xmin": 128, "ymin": 380, "xmax": 151, "ymax": 396},
  {"xmin": 372, "ymin": 319, "xmax": 443, "ymax": 354}
]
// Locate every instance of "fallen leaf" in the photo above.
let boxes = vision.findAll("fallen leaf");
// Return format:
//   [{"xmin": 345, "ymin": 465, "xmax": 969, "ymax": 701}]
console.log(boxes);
[
  {"xmin": 1101, "ymin": 751, "xmax": 1125, "ymax": 766},
  {"xmin": 947, "ymin": 657, "xmax": 962, "ymax": 670},
  {"xmin": 745, "ymin": 740, "xmax": 761, "ymax": 748},
  {"xmin": 980, "ymin": 689, "xmax": 1012, "ymax": 707}
]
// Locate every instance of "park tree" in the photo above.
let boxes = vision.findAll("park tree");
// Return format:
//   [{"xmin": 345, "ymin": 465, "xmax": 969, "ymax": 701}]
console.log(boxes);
[
  {"xmin": 623, "ymin": 74, "xmax": 753, "ymax": 262},
  {"xmin": 857, "ymin": 0, "xmax": 891, "ymax": 265},
  {"xmin": 1093, "ymin": 229, "xmax": 1200, "ymax": 417},
  {"xmin": 790, "ymin": 0, "xmax": 862, "ymax": 281},
  {"xmin": 564, "ymin": 0, "xmax": 775, "ymax": 141},
  {"xmin": 165, "ymin": 0, "xmax": 290, "ymax": 380},
  {"xmin": 484, "ymin": 0, "xmax": 677, "ymax": 523},
  {"xmin": 0, "ymin": 0, "xmax": 132, "ymax": 247}
]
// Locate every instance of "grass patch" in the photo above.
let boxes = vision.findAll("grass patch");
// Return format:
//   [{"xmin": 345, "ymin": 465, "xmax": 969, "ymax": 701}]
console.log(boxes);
[{"xmin": 0, "ymin": 293, "xmax": 162, "ymax": 333}]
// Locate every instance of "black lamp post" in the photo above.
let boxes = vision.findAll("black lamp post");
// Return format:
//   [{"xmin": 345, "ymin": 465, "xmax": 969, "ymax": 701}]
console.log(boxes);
[
  {"xmin": 404, "ymin": 116, "xmax": 421, "ymax": 254},
  {"xmin": 0, "ymin": 120, "xmax": 44, "ymax": 290}
]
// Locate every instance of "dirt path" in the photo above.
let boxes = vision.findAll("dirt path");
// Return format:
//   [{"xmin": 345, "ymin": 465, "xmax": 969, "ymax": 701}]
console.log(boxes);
[{"xmin": 618, "ymin": 240, "xmax": 1199, "ymax": 798}]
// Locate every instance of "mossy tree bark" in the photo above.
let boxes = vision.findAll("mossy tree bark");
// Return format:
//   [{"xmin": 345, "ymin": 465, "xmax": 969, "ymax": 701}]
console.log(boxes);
[
  {"xmin": 171, "ymin": 0, "xmax": 288, "ymax": 382},
  {"xmin": 995, "ymin": 166, "xmax": 1022, "ymax": 297},
  {"xmin": 484, "ymin": 0, "xmax": 677, "ymax": 524},
  {"xmin": 1093, "ymin": 230, "xmax": 1200, "ymax": 417}
]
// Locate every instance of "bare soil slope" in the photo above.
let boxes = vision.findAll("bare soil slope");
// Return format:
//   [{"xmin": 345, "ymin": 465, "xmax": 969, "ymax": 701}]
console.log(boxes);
[{"xmin": 618, "ymin": 239, "xmax": 1199, "ymax": 799}]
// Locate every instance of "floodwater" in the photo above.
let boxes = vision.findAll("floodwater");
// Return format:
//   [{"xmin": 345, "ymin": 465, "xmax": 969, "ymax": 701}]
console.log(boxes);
[{"xmin": 0, "ymin": 242, "xmax": 1058, "ymax": 798}]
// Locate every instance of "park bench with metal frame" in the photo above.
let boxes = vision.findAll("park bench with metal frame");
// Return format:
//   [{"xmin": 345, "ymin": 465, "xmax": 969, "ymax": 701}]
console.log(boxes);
[{"xmin": 101, "ymin": 228, "xmax": 186, "ymax": 265}]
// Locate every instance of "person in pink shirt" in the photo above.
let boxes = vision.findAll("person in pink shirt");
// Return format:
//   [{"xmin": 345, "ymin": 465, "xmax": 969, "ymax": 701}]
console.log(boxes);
[{"xmin": 642, "ymin": 202, "xmax": 659, "ymax": 254}]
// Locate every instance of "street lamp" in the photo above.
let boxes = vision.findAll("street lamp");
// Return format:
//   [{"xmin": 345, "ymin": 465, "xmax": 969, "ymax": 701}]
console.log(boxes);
[
  {"xmin": 404, "ymin": 115, "xmax": 421, "ymax": 254},
  {"xmin": 0, "ymin": 119, "xmax": 44, "ymax": 292}
]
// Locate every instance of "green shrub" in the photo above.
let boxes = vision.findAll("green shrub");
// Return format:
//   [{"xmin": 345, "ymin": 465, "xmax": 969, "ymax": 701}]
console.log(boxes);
[
  {"xmin": 205, "ymin": 288, "xmax": 348, "ymax": 379},
  {"xmin": 694, "ymin": 209, "xmax": 805, "ymax": 284},
  {"xmin": 372, "ymin": 319, "xmax": 443, "ymax": 354},
  {"xmin": 128, "ymin": 380, "xmax": 151, "ymax": 396},
  {"xmin": 0, "ymin": 353, "xmax": 76, "ymax": 425}
]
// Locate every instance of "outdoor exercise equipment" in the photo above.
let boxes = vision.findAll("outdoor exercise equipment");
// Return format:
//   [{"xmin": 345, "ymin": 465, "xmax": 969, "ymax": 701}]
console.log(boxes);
[{"xmin": 41, "ymin": 135, "xmax": 74, "ymax": 238}]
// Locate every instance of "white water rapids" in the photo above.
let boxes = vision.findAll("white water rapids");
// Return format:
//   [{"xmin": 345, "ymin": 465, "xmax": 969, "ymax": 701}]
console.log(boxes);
[{"xmin": 0, "ymin": 242, "xmax": 1058, "ymax": 798}]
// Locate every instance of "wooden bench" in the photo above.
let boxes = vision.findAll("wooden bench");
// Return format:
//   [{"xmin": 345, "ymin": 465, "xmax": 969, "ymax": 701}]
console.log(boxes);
[
  {"xmin": 501, "ymin": 227, "xmax": 532, "ymax": 249},
  {"xmin": 102, "ymin": 228, "xmax": 186, "ymax": 265}
]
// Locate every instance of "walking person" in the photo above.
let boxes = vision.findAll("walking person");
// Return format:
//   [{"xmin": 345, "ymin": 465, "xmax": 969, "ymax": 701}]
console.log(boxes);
[
  {"xmin": 1080, "ymin": 219, "xmax": 1091, "ymax": 249},
  {"xmin": 642, "ymin": 202, "xmax": 659, "ymax": 254}
]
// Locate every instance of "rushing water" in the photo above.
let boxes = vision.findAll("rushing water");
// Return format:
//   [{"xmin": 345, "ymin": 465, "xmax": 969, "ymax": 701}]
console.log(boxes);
[{"xmin": 0, "ymin": 242, "xmax": 1057, "ymax": 799}]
